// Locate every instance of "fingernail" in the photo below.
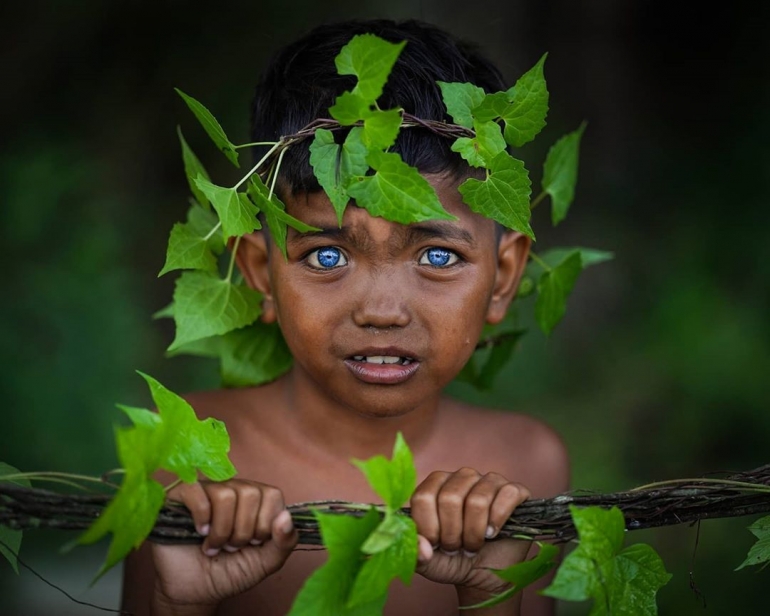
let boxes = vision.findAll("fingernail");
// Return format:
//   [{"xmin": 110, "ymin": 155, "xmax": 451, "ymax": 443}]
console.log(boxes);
[
  {"xmin": 250, "ymin": 539, "xmax": 263, "ymax": 546},
  {"xmin": 198, "ymin": 524, "xmax": 210, "ymax": 537},
  {"xmin": 463, "ymin": 550, "xmax": 477, "ymax": 558},
  {"xmin": 223, "ymin": 544, "xmax": 239, "ymax": 553},
  {"xmin": 485, "ymin": 525, "xmax": 496, "ymax": 539},
  {"xmin": 277, "ymin": 510, "xmax": 293, "ymax": 534},
  {"xmin": 204, "ymin": 547, "xmax": 220, "ymax": 557},
  {"xmin": 440, "ymin": 548, "xmax": 459, "ymax": 556},
  {"xmin": 431, "ymin": 543, "xmax": 440, "ymax": 551},
  {"xmin": 418, "ymin": 542, "xmax": 432, "ymax": 563}
]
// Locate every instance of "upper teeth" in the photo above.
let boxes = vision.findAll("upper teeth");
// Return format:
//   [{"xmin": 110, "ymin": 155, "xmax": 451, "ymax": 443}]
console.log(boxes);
[{"xmin": 353, "ymin": 355, "xmax": 404, "ymax": 364}]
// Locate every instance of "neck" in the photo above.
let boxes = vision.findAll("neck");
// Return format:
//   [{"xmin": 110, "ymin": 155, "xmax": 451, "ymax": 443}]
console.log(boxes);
[{"xmin": 280, "ymin": 366, "xmax": 442, "ymax": 461}]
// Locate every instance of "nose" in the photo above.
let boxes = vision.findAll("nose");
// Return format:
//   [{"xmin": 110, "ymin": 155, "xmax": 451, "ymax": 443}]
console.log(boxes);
[{"xmin": 351, "ymin": 267, "xmax": 411, "ymax": 329}]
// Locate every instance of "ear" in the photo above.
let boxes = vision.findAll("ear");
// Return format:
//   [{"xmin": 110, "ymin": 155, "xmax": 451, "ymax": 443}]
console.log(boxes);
[
  {"xmin": 231, "ymin": 232, "xmax": 277, "ymax": 323},
  {"xmin": 486, "ymin": 231, "xmax": 532, "ymax": 324}
]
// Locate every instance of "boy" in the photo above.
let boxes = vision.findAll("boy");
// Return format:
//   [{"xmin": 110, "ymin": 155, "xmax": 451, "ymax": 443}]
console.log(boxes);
[{"xmin": 121, "ymin": 18, "xmax": 570, "ymax": 616}]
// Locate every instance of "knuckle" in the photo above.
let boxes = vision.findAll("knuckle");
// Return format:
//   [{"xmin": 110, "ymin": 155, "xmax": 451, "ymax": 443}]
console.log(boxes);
[
  {"xmin": 457, "ymin": 467, "xmax": 480, "ymax": 478},
  {"xmin": 465, "ymin": 493, "xmax": 491, "ymax": 512},
  {"xmin": 410, "ymin": 490, "xmax": 434, "ymax": 508},
  {"xmin": 437, "ymin": 491, "xmax": 464, "ymax": 510}
]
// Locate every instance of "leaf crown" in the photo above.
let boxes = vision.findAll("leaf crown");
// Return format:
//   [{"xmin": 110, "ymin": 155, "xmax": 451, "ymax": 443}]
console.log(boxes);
[{"xmin": 159, "ymin": 32, "xmax": 610, "ymax": 390}]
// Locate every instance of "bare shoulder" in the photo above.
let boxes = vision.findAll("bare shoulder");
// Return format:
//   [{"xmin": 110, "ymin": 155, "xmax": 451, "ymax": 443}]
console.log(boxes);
[{"xmin": 437, "ymin": 398, "xmax": 571, "ymax": 499}]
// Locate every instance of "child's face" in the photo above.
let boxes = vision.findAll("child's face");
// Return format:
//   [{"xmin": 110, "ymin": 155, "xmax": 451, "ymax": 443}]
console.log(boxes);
[{"xmin": 240, "ymin": 174, "xmax": 529, "ymax": 418}]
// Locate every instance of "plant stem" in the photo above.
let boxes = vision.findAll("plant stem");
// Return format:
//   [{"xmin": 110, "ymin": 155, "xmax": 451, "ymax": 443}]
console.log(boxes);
[
  {"xmin": 269, "ymin": 147, "xmax": 288, "ymax": 200},
  {"xmin": 529, "ymin": 190, "xmax": 547, "ymax": 210},
  {"xmin": 203, "ymin": 221, "xmax": 222, "ymax": 241},
  {"xmin": 529, "ymin": 251, "xmax": 551, "ymax": 272},
  {"xmin": 234, "ymin": 141, "xmax": 279, "ymax": 150},
  {"xmin": 226, "ymin": 236, "xmax": 241, "ymax": 282},
  {"xmin": 233, "ymin": 142, "xmax": 282, "ymax": 191}
]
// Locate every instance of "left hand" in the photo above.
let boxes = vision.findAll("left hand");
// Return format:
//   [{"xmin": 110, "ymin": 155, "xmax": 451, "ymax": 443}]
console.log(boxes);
[{"xmin": 410, "ymin": 468, "xmax": 531, "ymax": 599}]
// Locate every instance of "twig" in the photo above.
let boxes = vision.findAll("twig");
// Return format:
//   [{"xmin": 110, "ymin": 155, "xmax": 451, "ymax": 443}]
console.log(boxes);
[{"xmin": 2, "ymin": 465, "xmax": 769, "ymax": 547}]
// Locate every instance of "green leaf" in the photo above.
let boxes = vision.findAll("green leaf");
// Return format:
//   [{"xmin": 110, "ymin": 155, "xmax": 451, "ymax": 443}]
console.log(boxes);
[
  {"xmin": 138, "ymin": 372, "xmax": 236, "ymax": 482},
  {"xmin": 194, "ymin": 177, "xmax": 260, "ymax": 239},
  {"xmin": 362, "ymin": 108, "xmax": 403, "ymax": 150},
  {"xmin": 329, "ymin": 92, "xmax": 372, "ymax": 125},
  {"xmin": 500, "ymin": 53, "xmax": 549, "ymax": 147},
  {"xmin": 361, "ymin": 512, "xmax": 410, "ymax": 555},
  {"xmin": 248, "ymin": 176, "xmax": 320, "ymax": 257},
  {"xmin": 472, "ymin": 91, "xmax": 510, "ymax": 122},
  {"xmin": 186, "ymin": 201, "xmax": 225, "ymax": 255},
  {"xmin": 170, "ymin": 271, "xmax": 262, "ymax": 350},
  {"xmin": 309, "ymin": 129, "xmax": 348, "ymax": 221},
  {"xmin": 349, "ymin": 516, "xmax": 418, "ymax": 607},
  {"xmin": 0, "ymin": 462, "xmax": 30, "ymax": 574},
  {"xmin": 543, "ymin": 506, "xmax": 671, "ymax": 615},
  {"xmin": 347, "ymin": 150, "xmax": 454, "ymax": 224},
  {"xmin": 736, "ymin": 515, "xmax": 770, "ymax": 570},
  {"xmin": 543, "ymin": 123, "xmax": 586, "ymax": 225},
  {"xmin": 177, "ymin": 126, "xmax": 211, "ymax": 208},
  {"xmin": 288, "ymin": 508, "xmax": 386, "ymax": 616},
  {"xmin": 352, "ymin": 432, "xmax": 416, "ymax": 510},
  {"xmin": 437, "ymin": 81, "xmax": 486, "ymax": 129},
  {"xmin": 218, "ymin": 322, "xmax": 294, "ymax": 388},
  {"xmin": 461, "ymin": 542, "xmax": 559, "ymax": 610},
  {"xmin": 78, "ymin": 471, "xmax": 166, "ymax": 579},
  {"xmin": 525, "ymin": 247, "xmax": 614, "ymax": 280},
  {"xmin": 451, "ymin": 120, "xmax": 507, "ymax": 168},
  {"xmin": 175, "ymin": 89, "xmax": 239, "ymax": 167},
  {"xmin": 534, "ymin": 251, "xmax": 582, "ymax": 335},
  {"xmin": 476, "ymin": 331, "xmax": 525, "ymax": 390},
  {"xmin": 335, "ymin": 34, "xmax": 406, "ymax": 103},
  {"xmin": 458, "ymin": 153, "xmax": 533, "ymax": 238},
  {"xmin": 116, "ymin": 405, "xmax": 162, "ymax": 429},
  {"xmin": 158, "ymin": 221, "xmax": 218, "ymax": 277}
]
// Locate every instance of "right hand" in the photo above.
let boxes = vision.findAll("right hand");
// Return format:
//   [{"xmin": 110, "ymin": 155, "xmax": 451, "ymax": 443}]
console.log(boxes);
[{"xmin": 150, "ymin": 479, "xmax": 298, "ymax": 611}]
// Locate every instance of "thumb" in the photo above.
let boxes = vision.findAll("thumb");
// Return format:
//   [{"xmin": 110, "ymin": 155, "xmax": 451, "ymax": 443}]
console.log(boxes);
[{"xmin": 257, "ymin": 510, "xmax": 298, "ymax": 575}]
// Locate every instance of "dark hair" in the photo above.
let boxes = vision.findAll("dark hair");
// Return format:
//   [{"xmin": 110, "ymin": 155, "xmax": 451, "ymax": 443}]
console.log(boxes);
[{"xmin": 250, "ymin": 19, "xmax": 507, "ymax": 196}]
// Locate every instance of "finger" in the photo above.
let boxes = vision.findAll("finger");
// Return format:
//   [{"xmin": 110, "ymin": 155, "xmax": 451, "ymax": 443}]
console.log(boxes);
[
  {"xmin": 255, "ymin": 486, "xmax": 285, "ymax": 543},
  {"xmin": 168, "ymin": 482, "xmax": 212, "ymax": 537},
  {"xmin": 410, "ymin": 471, "xmax": 450, "ymax": 547},
  {"xmin": 462, "ymin": 473, "xmax": 509, "ymax": 553},
  {"xmin": 488, "ymin": 482, "xmax": 531, "ymax": 538},
  {"xmin": 202, "ymin": 483, "xmax": 237, "ymax": 554},
  {"xmin": 229, "ymin": 483, "xmax": 262, "ymax": 548},
  {"xmin": 416, "ymin": 534, "xmax": 433, "ymax": 564},
  {"xmin": 255, "ymin": 509, "xmax": 298, "ymax": 577},
  {"xmin": 437, "ymin": 468, "xmax": 482, "ymax": 553}
]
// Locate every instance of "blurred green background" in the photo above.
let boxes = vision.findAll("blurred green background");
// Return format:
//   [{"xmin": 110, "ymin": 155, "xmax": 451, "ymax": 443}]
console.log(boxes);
[{"xmin": 1, "ymin": 1, "xmax": 768, "ymax": 614}]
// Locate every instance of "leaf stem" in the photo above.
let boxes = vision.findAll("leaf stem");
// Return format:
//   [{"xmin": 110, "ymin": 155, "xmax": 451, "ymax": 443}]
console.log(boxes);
[
  {"xmin": 530, "ymin": 191, "xmax": 547, "ymax": 210},
  {"xmin": 203, "ymin": 221, "xmax": 222, "ymax": 241},
  {"xmin": 163, "ymin": 478, "xmax": 183, "ymax": 493},
  {"xmin": 233, "ymin": 142, "xmax": 282, "ymax": 191},
  {"xmin": 1, "ymin": 471, "xmax": 111, "ymax": 486},
  {"xmin": 630, "ymin": 478, "xmax": 770, "ymax": 494},
  {"xmin": 234, "ymin": 141, "xmax": 279, "ymax": 150},
  {"xmin": 529, "ymin": 252, "xmax": 552, "ymax": 272},
  {"xmin": 226, "ymin": 236, "xmax": 242, "ymax": 282},
  {"xmin": 269, "ymin": 147, "xmax": 289, "ymax": 200}
]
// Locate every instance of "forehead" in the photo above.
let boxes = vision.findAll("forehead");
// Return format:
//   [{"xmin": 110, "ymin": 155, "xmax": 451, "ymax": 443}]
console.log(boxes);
[{"xmin": 281, "ymin": 173, "xmax": 498, "ymax": 243}]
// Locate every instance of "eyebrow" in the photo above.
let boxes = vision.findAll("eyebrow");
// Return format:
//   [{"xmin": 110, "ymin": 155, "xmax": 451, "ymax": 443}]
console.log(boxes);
[{"xmin": 287, "ymin": 221, "xmax": 476, "ymax": 248}]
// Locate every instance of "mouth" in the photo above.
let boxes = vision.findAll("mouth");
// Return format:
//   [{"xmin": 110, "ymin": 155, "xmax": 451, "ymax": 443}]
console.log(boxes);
[
  {"xmin": 344, "ymin": 349, "xmax": 421, "ymax": 385},
  {"xmin": 350, "ymin": 355, "xmax": 415, "ymax": 366}
]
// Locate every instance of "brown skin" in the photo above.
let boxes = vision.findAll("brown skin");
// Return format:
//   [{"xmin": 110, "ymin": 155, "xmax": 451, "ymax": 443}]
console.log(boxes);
[{"xmin": 121, "ymin": 174, "xmax": 570, "ymax": 615}]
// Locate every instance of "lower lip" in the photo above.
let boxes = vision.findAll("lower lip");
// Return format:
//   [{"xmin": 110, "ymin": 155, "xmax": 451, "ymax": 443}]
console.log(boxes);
[{"xmin": 344, "ymin": 359, "xmax": 421, "ymax": 385}]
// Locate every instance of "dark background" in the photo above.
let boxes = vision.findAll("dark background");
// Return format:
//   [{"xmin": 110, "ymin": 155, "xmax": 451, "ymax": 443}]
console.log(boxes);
[{"xmin": 1, "ymin": 1, "xmax": 769, "ymax": 614}]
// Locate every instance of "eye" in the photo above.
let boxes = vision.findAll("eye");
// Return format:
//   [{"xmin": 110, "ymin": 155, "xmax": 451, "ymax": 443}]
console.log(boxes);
[
  {"xmin": 306, "ymin": 246, "xmax": 348, "ymax": 269},
  {"xmin": 419, "ymin": 247, "xmax": 460, "ymax": 267}
]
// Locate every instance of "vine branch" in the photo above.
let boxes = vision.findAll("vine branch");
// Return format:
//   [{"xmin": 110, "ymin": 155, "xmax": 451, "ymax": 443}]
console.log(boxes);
[{"xmin": 2, "ymin": 464, "xmax": 769, "ymax": 548}]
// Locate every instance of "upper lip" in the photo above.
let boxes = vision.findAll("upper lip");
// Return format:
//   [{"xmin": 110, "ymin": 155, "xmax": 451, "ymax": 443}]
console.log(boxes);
[{"xmin": 347, "ymin": 346, "xmax": 420, "ymax": 361}]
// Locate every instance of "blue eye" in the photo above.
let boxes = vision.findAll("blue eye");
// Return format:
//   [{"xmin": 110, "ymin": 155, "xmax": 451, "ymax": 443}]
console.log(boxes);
[
  {"xmin": 420, "ymin": 247, "xmax": 459, "ymax": 267},
  {"xmin": 307, "ymin": 247, "xmax": 348, "ymax": 269}
]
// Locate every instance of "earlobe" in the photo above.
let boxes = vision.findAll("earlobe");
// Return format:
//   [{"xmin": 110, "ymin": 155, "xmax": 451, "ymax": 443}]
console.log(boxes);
[
  {"xmin": 232, "ymin": 232, "xmax": 277, "ymax": 323},
  {"xmin": 486, "ymin": 231, "xmax": 532, "ymax": 324}
]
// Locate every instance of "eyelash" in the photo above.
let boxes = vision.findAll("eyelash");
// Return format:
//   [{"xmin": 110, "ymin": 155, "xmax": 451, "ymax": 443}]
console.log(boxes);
[
  {"xmin": 305, "ymin": 246, "xmax": 348, "ymax": 270},
  {"xmin": 303, "ymin": 246, "xmax": 462, "ymax": 270},
  {"xmin": 418, "ymin": 247, "xmax": 461, "ymax": 268}
]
